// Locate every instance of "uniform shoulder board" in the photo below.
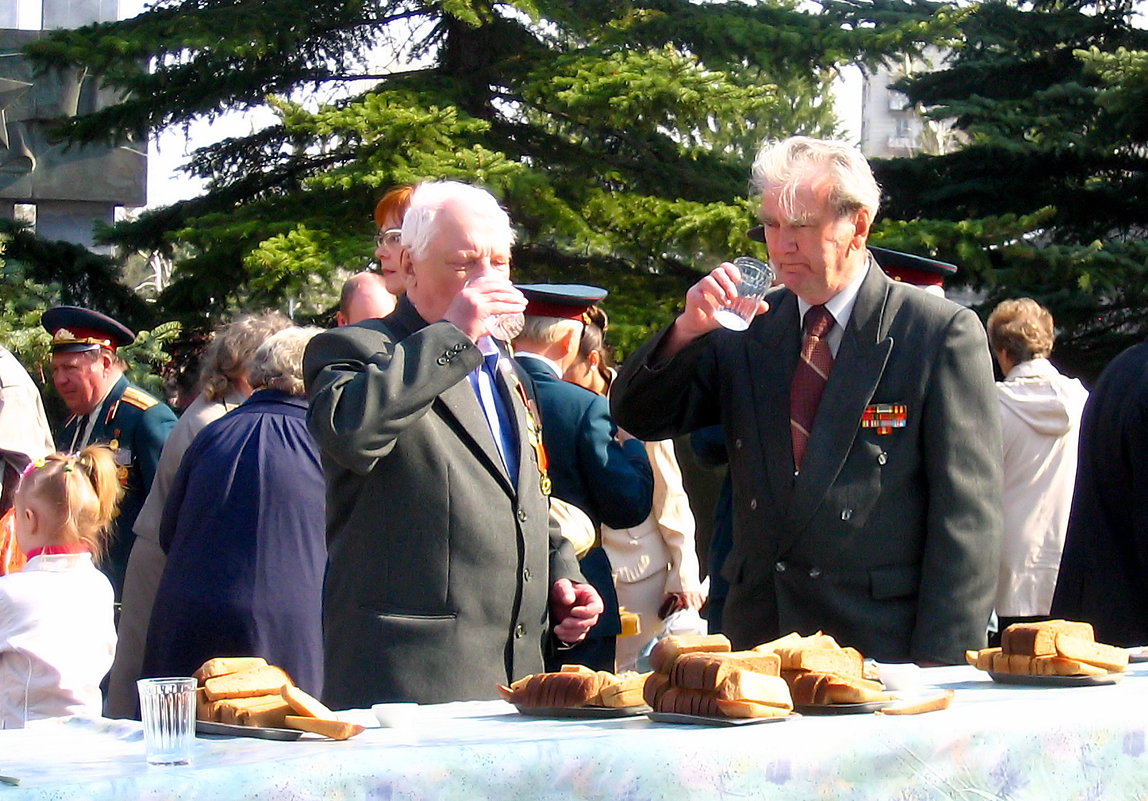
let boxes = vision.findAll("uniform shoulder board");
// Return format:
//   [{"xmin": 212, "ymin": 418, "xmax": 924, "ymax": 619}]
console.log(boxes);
[{"xmin": 120, "ymin": 386, "xmax": 161, "ymax": 411}]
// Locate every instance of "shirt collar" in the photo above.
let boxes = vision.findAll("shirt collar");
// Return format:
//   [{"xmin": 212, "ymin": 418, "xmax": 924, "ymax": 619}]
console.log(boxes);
[
  {"xmin": 796, "ymin": 260, "xmax": 869, "ymax": 331},
  {"xmin": 513, "ymin": 351, "xmax": 563, "ymax": 379}
]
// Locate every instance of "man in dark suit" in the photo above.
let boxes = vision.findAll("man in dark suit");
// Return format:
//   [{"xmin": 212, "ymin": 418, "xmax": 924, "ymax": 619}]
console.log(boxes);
[
  {"xmin": 42, "ymin": 306, "xmax": 176, "ymax": 601},
  {"xmin": 304, "ymin": 181, "xmax": 602, "ymax": 707},
  {"xmin": 611, "ymin": 136, "xmax": 1002, "ymax": 665},
  {"xmin": 1051, "ymin": 337, "xmax": 1148, "ymax": 645},
  {"xmin": 513, "ymin": 284, "xmax": 654, "ymax": 670}
]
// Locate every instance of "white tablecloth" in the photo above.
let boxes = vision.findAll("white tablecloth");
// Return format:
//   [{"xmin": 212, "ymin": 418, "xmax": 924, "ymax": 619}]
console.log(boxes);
[{"xmin": 3, "ymin": 663, "xmax": 1148, "ymax": 800}]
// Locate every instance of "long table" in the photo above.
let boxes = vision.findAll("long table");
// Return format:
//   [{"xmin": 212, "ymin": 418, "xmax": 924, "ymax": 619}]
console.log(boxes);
[{"xmin": 3, "ymin": 662, "xmax": 1148, "ymax": 800}]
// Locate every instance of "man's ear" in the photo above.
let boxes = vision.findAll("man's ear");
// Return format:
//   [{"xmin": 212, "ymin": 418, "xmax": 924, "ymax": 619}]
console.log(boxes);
[
  {"xmin": 559, "ymin": 325, "xmax": 580, "ymax": 359},
  {"xmin": 399, "ymin": 246, "xmax": 415, "ymax": 284},
  {"xmin": 850, "ymin": 206, "xmax": 873, "ymax": 251}
]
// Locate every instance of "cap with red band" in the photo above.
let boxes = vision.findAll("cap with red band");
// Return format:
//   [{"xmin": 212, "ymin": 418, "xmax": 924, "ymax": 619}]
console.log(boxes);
[
  {"xmin": 41, "ymin": 306, "xmax": 136, "ymax": 354},
  {"xmin": 519, "ymin": 283, "xmax": 608, "ymax": 322}
]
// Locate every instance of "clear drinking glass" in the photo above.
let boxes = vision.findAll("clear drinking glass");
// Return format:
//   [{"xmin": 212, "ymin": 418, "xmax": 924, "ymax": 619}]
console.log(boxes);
[
  {"xmin": 485, "ymin": 312, "xmax": 526, "ymax": 342},
  {"xmin": 712, "ymin": 256, "xmax": 776, "ymax": 331},
  {"xmin": 137, "ymin": 677, "xmax": 197, "ymax": 766}
]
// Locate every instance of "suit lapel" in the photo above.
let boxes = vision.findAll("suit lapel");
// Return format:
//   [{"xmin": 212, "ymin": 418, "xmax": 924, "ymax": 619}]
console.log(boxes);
[
  {"xmin": 388, "ymin": 298, "xmax": 516, "ymax": 494},
  {"xmin": 783, "ymin": 263, "xmax": 894, "ymax": 539},
  {"xmin": 746, "ymin": 293, "xmax": 802, "ymax": 510}
]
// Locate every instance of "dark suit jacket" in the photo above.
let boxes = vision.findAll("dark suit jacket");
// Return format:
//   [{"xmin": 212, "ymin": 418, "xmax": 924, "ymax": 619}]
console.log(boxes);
[
  {"xmin": 1051, "ymin": 339, "xmax": 1148, "ymax": 645},
  {"xmin": 516, "ymin": 355, "xmax": 652, "ymax": 670},
  {"xmin": 59, "ymin": 375, "xmax": 176, "ymax": 600},
  {"xmin": 304, "ymin": 297, "xmax": 583, "ymax": 707},
  {"xmin": 611, "ymin": 260, "xmax": 1002, "ymax": 664},
  {"xmin": 515, "ymin": 355, "xmax": 652, "ymax": 529}
]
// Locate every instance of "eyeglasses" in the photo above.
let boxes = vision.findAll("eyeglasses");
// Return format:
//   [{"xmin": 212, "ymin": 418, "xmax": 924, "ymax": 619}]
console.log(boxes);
[{"xmin": 375, "ymin": 228, "xmax": 403, "ymax": 249}]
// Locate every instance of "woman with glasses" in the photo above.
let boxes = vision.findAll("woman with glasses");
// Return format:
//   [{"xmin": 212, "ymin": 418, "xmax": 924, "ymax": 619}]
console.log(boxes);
[{"xmin": 373, "ymin": 185, "xmax": 415, "ymax": 295}]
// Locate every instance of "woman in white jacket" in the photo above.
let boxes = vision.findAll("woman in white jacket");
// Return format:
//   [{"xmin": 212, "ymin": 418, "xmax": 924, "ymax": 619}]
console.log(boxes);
[
  {"xmin": 564, "ymin": 309, "xmax": 704, "ymax": 671},
  {"xmin": 987, "ymin": 298, "xmax": 1089, "ymax": 643}
]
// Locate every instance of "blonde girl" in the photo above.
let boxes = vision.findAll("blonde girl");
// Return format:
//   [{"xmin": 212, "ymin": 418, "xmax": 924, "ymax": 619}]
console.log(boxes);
[{"xmin": 0, "ymin": 446, "xmax": 122, "ymax": 727}]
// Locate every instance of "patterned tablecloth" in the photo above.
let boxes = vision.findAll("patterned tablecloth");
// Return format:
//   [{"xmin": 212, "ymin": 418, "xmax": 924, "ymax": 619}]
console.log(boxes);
[{"xmin": 2, "ymin": 662, "xmax": 1148, "ymax": 800}]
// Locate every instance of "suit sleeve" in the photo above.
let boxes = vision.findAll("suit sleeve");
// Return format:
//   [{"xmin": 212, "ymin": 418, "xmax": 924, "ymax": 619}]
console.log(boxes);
[
  {"xmin": 573, "ymin": 394, "xmax": 653, "ymax": 529},
  {"xmin": 611, "ymin": 326, "xmax": 723, "ymax": 442},
  {"xmin": 914, "ymin": 307, "xmax": 1004, "ymax": 663},
  {"xmin": 304, "ymin": 322, "xmax": 482, "ymax": 475}
]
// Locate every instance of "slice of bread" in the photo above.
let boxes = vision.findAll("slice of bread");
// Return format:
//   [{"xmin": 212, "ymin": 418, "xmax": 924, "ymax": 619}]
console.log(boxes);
[
  {"xmin": 203, "ymin": 665, "xmax": 292, "ymax": 701},
  {"xmin": 283, "ymin": 715, "xmax": 364, "ymax": 741},
  {"xmin": 216, "ymin": 695, "xmax": 285, "ymax": 724},
  {"xmin": 877, "ymin": 690, "xmax": 954, "ymax": 715},
  {"xmin": 281, "ymin": 684, "xmax": 334, "ymax": 719},
  {"xmin": 655, "ymin": 687, "xmax": 722, "ymax": 717},
  {"xmin": 596, "ymin": 672, "xmax": 649, "ymax": 708},
  {"xmin": 238, "ymin": 698, "xmax": 292, "ymax": 728},
  {"xmin": 714, "ymin": 670, "xmax": 793, "ymax": 710},
  {"xmin": 193, "ymin": 656, "xmax": 269, "ymax": 683},
  {"xmin": 715, "ymin": 698, "xmax": 791, "ymax": 718},
  {"xmin": 1054, "ymin": 634, "xmax": 1129, "ymax": 672},
  {"xmin": 642, "ymin": 672, "xmax": 671, "ymax": 709},
  {"xmin": 774, "ymin": 645, "xmax": 864, "ymax": 678},
  {"xmin": 648, "ymin": 634, "xmax": 732, "ymax": 674},
  {"xmin": 1001, "ymin": 620, "xmax": 1094, "ymax": 656}
]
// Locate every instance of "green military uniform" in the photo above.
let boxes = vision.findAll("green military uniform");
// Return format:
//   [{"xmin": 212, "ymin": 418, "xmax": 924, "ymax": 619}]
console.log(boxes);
[
  {"xmin": 42, "ymin": 306, "xmax": 177, "ymax": 601},
  {"xmin": 58, "ymin": 376, "xmax": 175, "ymax": 598}
]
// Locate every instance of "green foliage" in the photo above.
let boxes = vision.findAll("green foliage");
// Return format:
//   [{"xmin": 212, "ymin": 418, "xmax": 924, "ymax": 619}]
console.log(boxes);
[
  {"xmin": 0, "ymin": 234, "xmax": 181, "ymax": 414},
  {"xmin": 869, "ymin": 0, "xmax": 1148, "ymax": 380},
  {"xmin": 22, "ymin": 0, "xmax": 931, "ymax": 340}
]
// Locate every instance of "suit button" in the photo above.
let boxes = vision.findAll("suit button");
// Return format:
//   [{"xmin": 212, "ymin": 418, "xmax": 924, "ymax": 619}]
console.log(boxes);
[
  {"xmin": 735, "ymin": 439, "xmax": 743, "ymax": 450},
  {"xmin": 749, "ymin": 498, "xmax": 757, "ymax": 510},
  {"xmin": 436, "ymin": 356, "xmax": 448, "ymax": 366},
  {"xmin": 809, "ymin": 567, "xmax": 822, "ymax": 578},
  {"xmin": 523, "ymin": 567, "xmax": 532, "ymax": 582},
  {"xmin": 840, "ymin": 508, "xmax": 853, "ymax": 521},
  {"xmin": 517, "ymin": 509, "xmax": 528, "ymax": 523},
  {"xmin": 877, "ymin": 451, "xmax": 888, "ymax": 465},
  {"xmin": 775, "ymin": 561, "xmax": 787, "ymax": 573},
  {"xmin": 514, "ymin": 623, "xmax": 526, "ymax": 638}
]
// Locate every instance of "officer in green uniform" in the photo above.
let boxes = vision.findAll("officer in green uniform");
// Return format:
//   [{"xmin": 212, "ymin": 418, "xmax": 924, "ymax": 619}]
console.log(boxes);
[{"xmin": 41, "ymin": 306, "xmax": 177, "ymax": 601}]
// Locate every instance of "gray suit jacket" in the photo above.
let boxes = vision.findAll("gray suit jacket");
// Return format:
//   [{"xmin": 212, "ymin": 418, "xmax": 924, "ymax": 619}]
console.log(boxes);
[
  {"xmin": 304, "ymin": 297, "xmax": 583, "ymax": 707},
  {"xmin": 611, "ymin": 260, "xmax": 1002, "ymax": 664}
]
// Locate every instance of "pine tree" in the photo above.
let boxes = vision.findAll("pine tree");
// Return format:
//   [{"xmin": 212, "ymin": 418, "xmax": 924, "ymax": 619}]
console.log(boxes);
[
  {"xmin": 868, "ymin": 0, "xmax": 1148, "ymax": 378},
  {"xmin": 25, "ymin": 0, "xmax": 951, "ymax": 354}
]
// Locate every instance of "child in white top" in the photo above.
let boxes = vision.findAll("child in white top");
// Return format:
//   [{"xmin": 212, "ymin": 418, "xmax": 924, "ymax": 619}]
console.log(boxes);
[{"xmin": 0, "ymin": 446, "xmax": 122, "ymax": 728}]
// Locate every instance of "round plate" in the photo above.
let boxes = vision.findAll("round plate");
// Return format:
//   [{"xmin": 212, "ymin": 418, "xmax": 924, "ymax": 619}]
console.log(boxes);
[
  {"xmin": 514, "ymin": 704, "xmax": 651, "ymax": 719},
  {"xmin": 794, "ymin": 700, "xmax": 892, "ymax": 715},
  {"xmin": 986, "ymin": 671, "xmax": 1123, "ymax": 687},
  {"xmin": 647, "ymin": 711, "xmax": 796, "ymax": 727},
  {"xmin": 196, "ymin": 721, "xmax": 303, "ymax": 740}
]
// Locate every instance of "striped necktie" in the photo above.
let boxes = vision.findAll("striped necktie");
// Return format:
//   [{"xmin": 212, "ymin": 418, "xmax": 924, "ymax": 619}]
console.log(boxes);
[{"xmin": 790, "ymin": 305, "xmax": 835, "ymax": 471}]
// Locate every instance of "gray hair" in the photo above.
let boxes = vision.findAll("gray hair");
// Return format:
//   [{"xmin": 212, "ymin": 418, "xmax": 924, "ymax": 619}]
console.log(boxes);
[
  {"xmin": 401, "ymin": 181, "xmax": 515, "ymax": 261},
  {"xmin": 750, "ymin": 136, "xmax": 881, "ymax": 220},
  {"xmin": 199, "ymin": 311, "xmax": 292, "ymax": 401},
  {"xmin": 247, "ymin": 326, "xmax": 323, "ymax": 397},
  {"xmin": 515, "ymin": 316, "xmax": 581, "ymax": 347}
]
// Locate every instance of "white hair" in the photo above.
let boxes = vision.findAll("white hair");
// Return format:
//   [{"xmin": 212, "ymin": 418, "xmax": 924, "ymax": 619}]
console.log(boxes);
[
  {"xmin": 750, "ymin": 136, "xmax": 881, "ymax": 220},
  {"xmin": 247, "ymin": 326, "xmax": 323, "ymax": 397},
  {"xmin": 400, "ymin": 181, "xmax": 515, "ymax": 260}
]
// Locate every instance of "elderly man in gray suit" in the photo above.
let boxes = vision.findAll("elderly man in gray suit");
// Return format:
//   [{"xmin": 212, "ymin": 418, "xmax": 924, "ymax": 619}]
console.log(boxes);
[
  {"xmin": 611, "ymin": 137, "xmax": 1002, "ymax": 666},
  {"xmin": 304, "ymin": 181, "xmax": 602, "ymax": 707}
]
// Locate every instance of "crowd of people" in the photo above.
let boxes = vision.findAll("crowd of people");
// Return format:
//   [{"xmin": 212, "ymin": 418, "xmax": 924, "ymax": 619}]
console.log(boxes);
[{"xmin": 1, "ymin": 135, "xmax": 1146, "ymax": 728}]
